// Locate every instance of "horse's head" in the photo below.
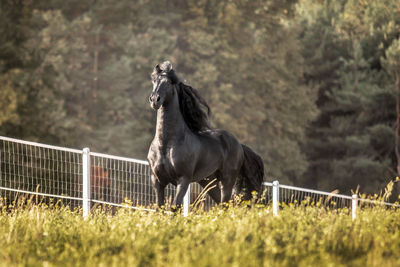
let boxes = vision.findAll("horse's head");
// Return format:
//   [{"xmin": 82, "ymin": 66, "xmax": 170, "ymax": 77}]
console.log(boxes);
[{"xmin": 149, "ymin": 61, "xmax": 179, "ymax": 110}]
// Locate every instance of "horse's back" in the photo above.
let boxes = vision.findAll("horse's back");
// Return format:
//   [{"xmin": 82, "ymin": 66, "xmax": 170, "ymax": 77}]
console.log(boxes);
[
  {"xmin": 199, "ymin": 129, "xmax": 244, "ymax": 172},
  {"xmin": 200, "ymin": 129, "xmax": 241, "ymax": 151}
]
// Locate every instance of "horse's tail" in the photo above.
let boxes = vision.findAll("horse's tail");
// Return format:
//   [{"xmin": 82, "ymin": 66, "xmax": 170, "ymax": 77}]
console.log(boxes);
[{"xmin": 237, "ymin": 144, "xmax": 264, "ymax": 200}]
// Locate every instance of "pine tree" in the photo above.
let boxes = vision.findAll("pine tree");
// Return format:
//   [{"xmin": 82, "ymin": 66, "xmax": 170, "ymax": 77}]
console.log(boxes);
[
  {"xmin": 2, "ymin": 0, "xmax": 317, "ymax": 185},
  {"xmin": 169, "ymin": 0, "xmax": 317, "ymax": 183},
  {"xmin": 0, "ymin": 0, "xmax": 32, "ymax": 130},
  {"xmin": 299, "ymin": 0, "xmax": 400, "ymax": 194}
]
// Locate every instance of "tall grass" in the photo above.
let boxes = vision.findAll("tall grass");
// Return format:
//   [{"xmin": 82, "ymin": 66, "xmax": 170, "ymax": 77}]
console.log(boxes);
[{"xmin": 0, "ymin": 198, "xmax": 399, "ymax": 267}]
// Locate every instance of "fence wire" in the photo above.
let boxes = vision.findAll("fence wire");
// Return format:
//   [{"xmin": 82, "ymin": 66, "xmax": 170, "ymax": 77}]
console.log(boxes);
[
  {"xmin": 0, "ymin": 136, "xmax": 219, "ymax": 211},
  {"xmin": 260, "ymin": 185, "xmax": 273, "ymax": 204},
  {"xmin": 89, "ymin": 152, "xmax": 177, "ymax": 208},
  {"xmin": 262, "ymin": 182, "xmax": 400, "ymax": 210},
  {"xmin": 278, "ymin": 186, "xmax": 351, "ymax": 208},
  {"xmin": 262, "ymin": 182, "xmax": 352, "ymax": 209},
  {"xmin": 2, "ymin": 136, "xmax": 399, "ymax": 214},
  {"xmin": 0, "ymin": 137, "xmax": 83, "ymax": 208}
]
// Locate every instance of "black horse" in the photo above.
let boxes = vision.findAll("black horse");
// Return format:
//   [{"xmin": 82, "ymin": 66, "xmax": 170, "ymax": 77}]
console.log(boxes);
[{"xmin": 147, "ymin": 61, "xmax": 264, "ymax": 209}]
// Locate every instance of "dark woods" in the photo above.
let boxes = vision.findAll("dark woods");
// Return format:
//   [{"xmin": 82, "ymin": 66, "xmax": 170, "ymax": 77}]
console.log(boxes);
[{"xmin": 1, "ymin": 0, "xmax": 400, "ymax": 196}]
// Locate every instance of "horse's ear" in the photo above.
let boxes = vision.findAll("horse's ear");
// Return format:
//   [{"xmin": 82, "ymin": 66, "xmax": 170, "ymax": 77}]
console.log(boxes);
[{"xmin": 154, "ymin": 64, "xmax": 161, "ymax": 73}]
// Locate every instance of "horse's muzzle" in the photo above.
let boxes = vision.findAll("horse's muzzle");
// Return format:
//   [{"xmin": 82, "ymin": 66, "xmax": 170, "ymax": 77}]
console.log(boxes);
[{"xmin": 149, "ymin": 94, "xmax": 162, "ymax": 110}]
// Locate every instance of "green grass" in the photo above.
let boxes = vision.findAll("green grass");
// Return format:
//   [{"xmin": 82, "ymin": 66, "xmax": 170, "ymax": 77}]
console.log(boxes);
[{"xmin": 0, "ymin": 199, "xmax": 400, "ymax": 267}]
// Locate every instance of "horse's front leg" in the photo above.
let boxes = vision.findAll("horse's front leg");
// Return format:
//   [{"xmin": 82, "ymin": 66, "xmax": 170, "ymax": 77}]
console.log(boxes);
[
  {"xmin": 151, "ymin": 174, "xmax": 166, "ymax": 208},
  {"xmin": 172, "ymin": 176, "xmax": 191, "ymax": 211}
]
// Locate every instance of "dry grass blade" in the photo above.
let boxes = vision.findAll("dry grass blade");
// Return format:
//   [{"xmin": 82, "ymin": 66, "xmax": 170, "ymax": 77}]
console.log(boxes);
[
  {"xmin": 192, "ymin": 179, "xmax": 217, "ymax": 210},
  {"xmin": 324, "ymin": 189, "xmax": 340, "ymax": 206}
]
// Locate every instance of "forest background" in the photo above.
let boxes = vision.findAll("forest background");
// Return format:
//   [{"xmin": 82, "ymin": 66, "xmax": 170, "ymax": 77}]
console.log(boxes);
[{"xmin": 1, "ymin": 0, "xmax": 400, "ymax": 196}]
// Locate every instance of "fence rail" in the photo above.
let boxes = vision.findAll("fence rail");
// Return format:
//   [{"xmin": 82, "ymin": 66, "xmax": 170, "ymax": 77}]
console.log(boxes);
[
  {"xmin": 263, "ymin": 181, "xmax": 400, "ymax": 218},
  {"xmin": 1, "ymin": 136, "xmax": 399, "ymax": 219}
]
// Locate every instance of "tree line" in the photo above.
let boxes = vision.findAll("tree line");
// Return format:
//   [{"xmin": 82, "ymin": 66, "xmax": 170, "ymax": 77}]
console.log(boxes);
[{"xmin": 1, "ymin": 0, "xmax": 399, "ymax": 195}]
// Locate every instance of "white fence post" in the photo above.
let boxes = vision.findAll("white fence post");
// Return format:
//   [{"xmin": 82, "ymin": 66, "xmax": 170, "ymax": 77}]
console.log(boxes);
[
  {"xmin": 183, "ymin": 183, "xmax": 191, "ymax": 217},
  {"xmin": 82, "ymin": 148, "xmax": 91, "ymax": 219},
  {"xmin": 272, "ymin": 180, "xmax": 279, "ymax": 216},
  {"xmin": 352, "ymin": 194, "xmax": 358, "ymax": 220}
]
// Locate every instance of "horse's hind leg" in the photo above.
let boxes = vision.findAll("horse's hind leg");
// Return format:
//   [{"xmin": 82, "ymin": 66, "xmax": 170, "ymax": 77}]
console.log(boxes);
[{"xmin": 220, "ymin": 173, "xmax": 237, "ymax": 203}]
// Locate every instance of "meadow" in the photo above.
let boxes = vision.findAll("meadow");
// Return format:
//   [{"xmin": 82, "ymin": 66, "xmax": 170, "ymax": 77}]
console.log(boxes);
[{"xmin": 0, "ymin": 199, "xmax": 400, "ymax": 267}]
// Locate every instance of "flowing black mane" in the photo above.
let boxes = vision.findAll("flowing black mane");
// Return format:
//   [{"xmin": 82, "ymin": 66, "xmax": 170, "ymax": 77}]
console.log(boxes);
[
  {"xmin": 154, "ymin": 61, "xmax": 211, "ymax": 133},
  {"xmin": 177, "ymin": 82, "xmax": 211, "ymax": 133}
]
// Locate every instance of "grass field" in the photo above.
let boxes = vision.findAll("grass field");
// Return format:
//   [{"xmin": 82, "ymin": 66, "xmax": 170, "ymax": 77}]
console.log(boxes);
[{"xmin": 0, "ymin": 199, "xmax": 400, "ymax": 267}]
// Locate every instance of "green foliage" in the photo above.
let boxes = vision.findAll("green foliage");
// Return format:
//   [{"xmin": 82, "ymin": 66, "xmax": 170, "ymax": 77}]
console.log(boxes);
[
  {"xmin": 382, "ymin": 38, "xmax": 400, "ymax": 77},
  {"xmin": 2, "ymin": 0, "xmax": 400, "ymax": 193},
  {"xmin": 0, "ymin": 70, "xmax": 24, "ymax": 126},
  {"xmin": 0, "ymin": 0, "xmax": 316, "ymax": 183},
  {"xmin": 0, "ymin": 1, "xmax": 32, "ymax": 129},
  {"xmin": 299, "ymin": 0, "xmax": 400, "ymax": 194},
  {"xmin": 172, "ymin": 1, "xmax": 317, "ymax": 183},
  {"xmin": 1, "ymin": 202, "xmax": 400, "ymax": 266}
]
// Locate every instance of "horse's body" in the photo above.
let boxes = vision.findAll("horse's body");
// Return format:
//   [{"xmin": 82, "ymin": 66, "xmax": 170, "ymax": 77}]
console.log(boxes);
[{"xmin": 147, "ymin": 61, "xmax": 264, "ymax": 208}]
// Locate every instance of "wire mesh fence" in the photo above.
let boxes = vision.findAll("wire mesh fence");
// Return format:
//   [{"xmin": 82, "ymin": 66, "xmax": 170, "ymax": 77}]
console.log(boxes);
[
  {"xmin": 89, "ymin": 152, "xmax": 177, "ymax": 209},
  {"xmin": 0, "ymin": 136, "xmax": 212, "ymax": 213},
  {"xmin": 280, "ymin": 184, "xmax": 353, "ymax": 209},
  {"xmin": 260, "ymin": 184, "xmax": 273, "ymax": 205},
  {"xmin": 1, "ymin": 136, "xmax": 399, "ymax": 218},
  {"xmin": 0, "ymin": 136, "xmax": 83, "ymax": 208},
  {"xmin": 262, "ymin": 181, "xmax": 400, "ymax": 218}
]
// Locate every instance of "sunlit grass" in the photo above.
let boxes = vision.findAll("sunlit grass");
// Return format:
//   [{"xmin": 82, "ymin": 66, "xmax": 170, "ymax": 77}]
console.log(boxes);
[{"xmin": 0, "ymin": 197, "xmax": 399, "ymax": 267}]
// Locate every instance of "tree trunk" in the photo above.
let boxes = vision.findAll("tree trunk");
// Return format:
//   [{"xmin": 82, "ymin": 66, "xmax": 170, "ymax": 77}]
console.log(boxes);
[
  {"xmin": 393, "ymin": 71, "xmax": 400, "ymax": 201},
  {"xmin": 90, "ymin": 32, "xmax": 99, "ymax": 123},
  {"xmin": 395, "ymin": 71, "xmax": 400, "ymax": 175}
]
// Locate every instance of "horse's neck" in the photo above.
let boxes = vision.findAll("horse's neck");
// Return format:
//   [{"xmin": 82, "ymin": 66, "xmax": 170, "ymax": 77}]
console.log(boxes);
[{"xmin": 155, "ymin": 93, "xmax": 186, "ymax": 147}]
